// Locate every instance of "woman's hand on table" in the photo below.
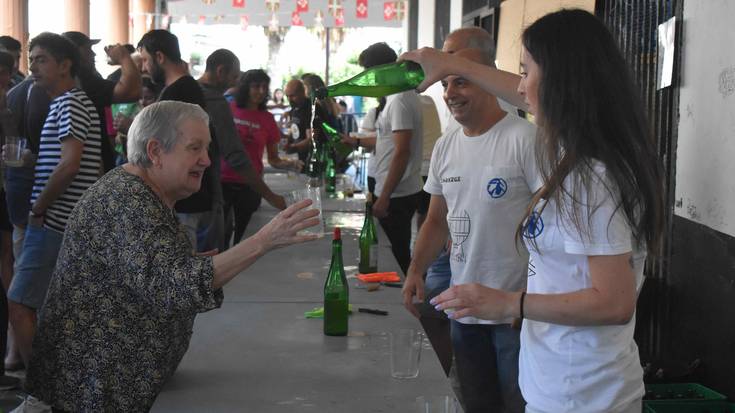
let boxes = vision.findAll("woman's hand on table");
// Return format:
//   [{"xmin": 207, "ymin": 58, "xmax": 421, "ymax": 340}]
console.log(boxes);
[{"xmin": 254, "ymin": 199, "xmax": 320, "ymax": 251}]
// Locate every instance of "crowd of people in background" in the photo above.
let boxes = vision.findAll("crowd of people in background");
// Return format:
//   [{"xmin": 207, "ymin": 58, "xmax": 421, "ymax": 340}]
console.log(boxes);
[{"xmin": 0, "ymin": 8, "xmax": 664, "ymax": 413}]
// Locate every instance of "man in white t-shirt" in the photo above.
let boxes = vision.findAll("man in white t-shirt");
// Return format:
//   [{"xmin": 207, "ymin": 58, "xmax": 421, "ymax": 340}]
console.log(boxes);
[
  {"xmin": 403, "ymin": 48, "xmax": 541, "ymax": 413},
  {"xmin": 356, "ymin": 43, "xmax": 423, "ymax": 274}
]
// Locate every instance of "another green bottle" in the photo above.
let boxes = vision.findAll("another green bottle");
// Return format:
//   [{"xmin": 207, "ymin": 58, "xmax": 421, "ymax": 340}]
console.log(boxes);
[
  {"xmin": 359, "ymin": 202, "xmax": 378, "ymax": 274},
  {"xmin": 321, "ymin": 122, "xmax": 355, "ymax": 159},
  {"xmin": 314, "ymin": 61, "xmax": 425, "ymax": 99},
  {"xmin": 306, "ymin": 139, "xmax": 322, "ymax": 188},
  {"xmin": 325, "ymin": 148, "xmax": 337, "ymax": 195},
  {"xmin": 324, "ymin": 227, "xmax": 349, "ymax": 336}
]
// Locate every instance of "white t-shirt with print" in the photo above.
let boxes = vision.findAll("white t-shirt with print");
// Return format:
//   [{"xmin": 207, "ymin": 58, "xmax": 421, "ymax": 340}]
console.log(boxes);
[
  {"xmin": 360, "ymin": 107, "xmax": 378, "ymax": 178},
  {"xmin": 373, "ymin": 91, "xmax": 423, "ymax": 198},
  {"xmin": 424, "ymin": 113, "xmax": 541, "ymax": 324},
  {"xmin": 519, "ymin": 163, "xmax": 645, "ymax": 413}
]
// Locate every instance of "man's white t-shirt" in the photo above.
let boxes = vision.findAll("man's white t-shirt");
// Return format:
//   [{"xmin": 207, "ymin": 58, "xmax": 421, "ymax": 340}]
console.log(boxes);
[
  {"xmin": 374, "ymin": 91, "xmax": 423, "ymax": 198},
  {"xmin": 360, "ymin": 107, "xmax": 378, "ymax": 178},
  {"xmin": 424, "ymin": 113, "xmax": 541, "ymax": 324},
  {"xmin": 519, "ymin": 163, "xmax": 645, "ymax": 412}
]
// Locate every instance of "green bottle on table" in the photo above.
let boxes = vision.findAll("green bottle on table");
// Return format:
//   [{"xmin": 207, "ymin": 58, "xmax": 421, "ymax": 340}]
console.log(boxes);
[
  {"xmin": 314, "ymin": 61, "xmax": 425, "ymax": 99},
  {"xmin": 325, "ymin": 147, "xmax": 337, "ymax": 195},
  {"xmin": 306, "ymin": 140, "xmax": 322, "ymax": 188},
  {"xmin": 359, "ymin": 202, "xmax": 378, "ymax": 274},
  {"xmin": 324, "ymin": 227, "xmax": 349, "ymax": 336}
]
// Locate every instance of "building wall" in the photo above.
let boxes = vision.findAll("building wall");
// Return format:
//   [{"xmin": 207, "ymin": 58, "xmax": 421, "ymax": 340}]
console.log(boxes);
[{"xmin": 666, "ymin": 0, "xmax": 735, "ymax": 398}]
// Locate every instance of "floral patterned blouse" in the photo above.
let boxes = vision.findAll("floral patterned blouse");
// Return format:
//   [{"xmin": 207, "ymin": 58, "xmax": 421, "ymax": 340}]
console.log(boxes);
[{"xmin": 26, "ymin": 167, "xmax": 224, "ymax": 412}]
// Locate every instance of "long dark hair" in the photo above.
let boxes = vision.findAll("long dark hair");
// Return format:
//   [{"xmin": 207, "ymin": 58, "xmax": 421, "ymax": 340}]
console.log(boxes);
[
  {"xmin": 235, "ymin": 69, "xmax": 270, "ymax": 111},
  {"xmin": 359, "ymin": 42, "xmax": 398, "ymax": 121},
  {"xmin": 519, "ymin": 9, "xmax": 664, "ymax": 254}
]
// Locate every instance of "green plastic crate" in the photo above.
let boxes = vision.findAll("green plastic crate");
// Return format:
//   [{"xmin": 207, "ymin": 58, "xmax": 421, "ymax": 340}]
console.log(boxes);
[
  {"xmin": 643, "ymin": 401, "xmax": 734, "ymax": 413},
  {"xmin": 644, "ymin": 383, "xmax": 727, "ymax": 402}
]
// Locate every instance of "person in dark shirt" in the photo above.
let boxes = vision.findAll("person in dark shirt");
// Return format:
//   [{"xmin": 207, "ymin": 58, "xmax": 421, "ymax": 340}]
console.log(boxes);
[
  {"xmin": 283, "ymin": 79, "xmax": 311, "ymax": 164},
  {"xmin": 62, "ymin": 31, "xmax": 142, "ymax": 173},
  {"xmin": 138, "ymin": 29, "xmax": 220, "ymax": 252},
  {"xmin": 0, "ymin": 36, "xmax": 25, "ymax": 87}
]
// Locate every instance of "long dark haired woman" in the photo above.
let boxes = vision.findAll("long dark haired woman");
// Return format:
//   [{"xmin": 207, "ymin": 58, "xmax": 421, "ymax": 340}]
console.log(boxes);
[
  {"xmin": 221, "ymin": 69, "xmax": 302, "ymax": 249},
  {"xmin": 403, "ymin": 9, "xmax": 663, "ymax": 412}
]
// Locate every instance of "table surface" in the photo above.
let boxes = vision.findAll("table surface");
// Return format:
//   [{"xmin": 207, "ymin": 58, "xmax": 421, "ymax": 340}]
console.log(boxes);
[{"xmin": 151, "ymin": 172, "xmax": 453, "ymax": 412}]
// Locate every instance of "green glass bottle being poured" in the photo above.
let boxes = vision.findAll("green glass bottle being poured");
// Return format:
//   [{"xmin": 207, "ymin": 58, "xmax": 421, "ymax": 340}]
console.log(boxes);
[
  {"xmin": 359, "ymin": 202, "xmax": 379, "ymax": 274},
  {"xmin": 314, "ymin": 61, "xmax": 425, "ymax": 99},
  {"xmin": 306, "ymin": 139, "xmax": 322, "ymax": 188},
  {"xmin": 324, "ymin": 227, "xmax": 349, "ymax": 336}
]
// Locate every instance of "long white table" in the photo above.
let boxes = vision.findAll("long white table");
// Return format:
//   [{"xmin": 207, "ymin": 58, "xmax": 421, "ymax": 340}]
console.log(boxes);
[{"xmin": 152, "ymin": 172, "xmax": 453, "ymax": 412}]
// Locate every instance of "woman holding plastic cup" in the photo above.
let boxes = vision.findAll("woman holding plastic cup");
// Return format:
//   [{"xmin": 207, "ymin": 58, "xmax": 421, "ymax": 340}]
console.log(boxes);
[{"xmin": 402, "ymin": 9, "xmax": 664, "ymax": 413}]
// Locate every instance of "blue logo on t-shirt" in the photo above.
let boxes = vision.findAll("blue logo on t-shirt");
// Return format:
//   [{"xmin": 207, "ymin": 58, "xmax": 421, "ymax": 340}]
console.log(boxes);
[
  {"xmin": 487, "ymin": 178, "xmax": 507, "ymax": 198},
  {"xmin": 522, "ymin": 211, "xmax": 544, "ymax": 239}
]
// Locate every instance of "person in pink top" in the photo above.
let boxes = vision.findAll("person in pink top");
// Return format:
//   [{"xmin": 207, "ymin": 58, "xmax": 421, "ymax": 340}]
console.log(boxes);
[{"xmin": 221, "ymin": 69, "xmax": 301, "ymax": 248}]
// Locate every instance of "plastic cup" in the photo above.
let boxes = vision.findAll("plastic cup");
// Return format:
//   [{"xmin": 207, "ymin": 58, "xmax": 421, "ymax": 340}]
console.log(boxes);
[
  {"xmin": 3, "ymin": 137, "xmax": 27, "ymax": 167},
  {"xmin": 390, "ymin": 328, "xmax": 423, "ymax": 379},
  {"xmin": 415, "ymin": 396, "xmax": 461, "ymax": 413},
  {"xmin": 287, "ymin": 187, "xmax": 324, "ymax": 237}
]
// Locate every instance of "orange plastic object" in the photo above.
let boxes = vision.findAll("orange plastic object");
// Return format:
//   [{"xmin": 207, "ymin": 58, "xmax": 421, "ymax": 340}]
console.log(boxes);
[{"xmin": 356, "ymin": 272, "xmax": 400, "ymax": 283}]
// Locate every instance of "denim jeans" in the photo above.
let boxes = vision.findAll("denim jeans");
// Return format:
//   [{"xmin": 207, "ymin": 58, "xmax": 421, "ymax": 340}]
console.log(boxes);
[
  {"xmin": 450, "ymin": 321, "xmax": 524, "ymax": 413},
  {"xmin": 4, "ymin": 166, "xmax": 34, "ymax": 227},
  {"xmin": 424, "ymin": 248, "xmax": 451, "ymax": 300},
  {"xmin": 177, "ymin": 209, "xmax": 223, "ymax": 253},
  {"xmin": 7, "ymin": 224, "xmax": 64, "ymax": 310}
]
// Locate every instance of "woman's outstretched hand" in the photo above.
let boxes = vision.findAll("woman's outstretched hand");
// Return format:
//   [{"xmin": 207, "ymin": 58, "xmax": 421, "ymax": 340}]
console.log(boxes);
[
  {"xmin": 430, "ymin": 283, "xmax": 519, "ymax": 321},
  {"xmin": 255, "ymin": 199, "xmax": 321, "ymax": 251}
]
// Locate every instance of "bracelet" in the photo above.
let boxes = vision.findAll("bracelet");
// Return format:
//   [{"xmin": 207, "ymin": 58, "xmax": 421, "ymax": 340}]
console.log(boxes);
[
  {"xmin": 30, "ymin": 210, "xmax": 45, "ymax": 218},
  {"xmin": 520, "ymin": 291, "xmax": 526, "ymax": 319}
]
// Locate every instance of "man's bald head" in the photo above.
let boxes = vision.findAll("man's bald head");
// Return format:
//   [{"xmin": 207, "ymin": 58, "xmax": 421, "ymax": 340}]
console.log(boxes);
[
  {"xmin": 453, "ymin": 48, "xmax": 493, "ymax": 67},
  {"xmin": 284, "ymin": 79, "xmax": 306, "ymax": 107},
  {"xmin": 442, "ymin": 27, "xmax": 495, "ymax": 56}
]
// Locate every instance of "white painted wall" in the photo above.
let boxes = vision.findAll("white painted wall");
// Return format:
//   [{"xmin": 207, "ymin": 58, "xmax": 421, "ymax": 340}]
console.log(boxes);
[
  {"xmin": 674, "ymin": 0, "xmax": 735, "ymax": 236},
  {"xmin": 417, "ymin": 1, "xmax": 436, "ymax": 48}
]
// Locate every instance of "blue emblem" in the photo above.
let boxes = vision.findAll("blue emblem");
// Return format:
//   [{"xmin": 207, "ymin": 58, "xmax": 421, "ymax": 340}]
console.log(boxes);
[
  {"xmin": 522, "ymin": 211, "xmax": 544, "ymax": 239},
  {"xmin": 486, "ymin": 178, "xmax": 507, "ymax": 198}
]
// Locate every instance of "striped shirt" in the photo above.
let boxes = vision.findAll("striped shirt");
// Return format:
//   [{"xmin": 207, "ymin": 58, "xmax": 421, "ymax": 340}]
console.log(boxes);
[{"xmin": 32, "ymin": 88, "xmax": 102, "ymax": 233}]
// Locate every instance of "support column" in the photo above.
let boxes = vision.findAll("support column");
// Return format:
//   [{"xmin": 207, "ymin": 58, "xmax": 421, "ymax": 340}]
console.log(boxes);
[
  {"xmin": 131, "ymin": 0, "xmax": 155, "ymax": 46},
  {"xmin": 64, "ymin": 0, "xmax": 90, "ymax": 34},
  {"xmin": 0, "ymin": 0, "xmax": 29, "ymax": 73},
  {"xmin": 104, "ymin": 0, "xmax": 129, "ymax": 45}
]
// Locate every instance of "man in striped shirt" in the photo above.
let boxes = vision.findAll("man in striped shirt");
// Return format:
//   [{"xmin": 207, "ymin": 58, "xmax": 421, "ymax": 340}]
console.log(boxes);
[{"xmin": 7, "ymin": 32, "xmax": 102, "ymax": 376}]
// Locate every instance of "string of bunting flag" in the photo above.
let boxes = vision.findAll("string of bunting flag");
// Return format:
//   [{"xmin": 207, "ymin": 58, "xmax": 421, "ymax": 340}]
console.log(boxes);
[{"xmin": 163, "ymin": 0, "xmax": 407, "ymax": 28}]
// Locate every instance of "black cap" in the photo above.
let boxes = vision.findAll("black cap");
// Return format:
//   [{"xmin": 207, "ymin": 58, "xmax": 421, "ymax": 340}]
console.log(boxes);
[{"xmin": 62, "ymin": 31, "xmax": 101, "ymax": 47}]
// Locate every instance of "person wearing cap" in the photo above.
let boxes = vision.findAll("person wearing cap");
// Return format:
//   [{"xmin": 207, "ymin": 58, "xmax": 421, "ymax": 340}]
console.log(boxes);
[{"xmin": 62, "ymin": 31, "xmax": 142, "ymax": 173}]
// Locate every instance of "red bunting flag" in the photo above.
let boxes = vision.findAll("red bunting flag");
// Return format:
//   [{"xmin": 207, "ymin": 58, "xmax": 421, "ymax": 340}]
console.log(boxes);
[
  {"xmin": 240, "ymin": 14, "xmax": 249, "ymax": 29},
  {"xmin": 161, "ymin": 14, "xmax": 171, "ymax": 28},
  {"xmin": 356, "ymin": 0, "xmax": 368, "ymax": 19},
  {"xmin": 395, "ymin": 0, "xmax": 406, "ymax": 20},
  {"xmin": 291, "ymin": 11, "xmax": 304, "ymax": 26},
  {"xmin": 383, "ymin": 2, "xmax": 396, "ymax": 21},
  {"xmin": 328, "ymin": 0, "xmax": 343, "ymax": 18},
  {"xmin": 296, "ymin": 0, "xmax": 308, "ymax": 13},
  {"xmin": 198, "ymin": 15, "xmax": 206, "ymax": 24},
  {"xmin": 334, "ymin": 8, "xmax": 345, "ymax": 26},
  {"xmin": 265, "ymin": 0, "xmax": 280, "ymax": 12},
  {"xmin": 232, "ymin": 0, "xmax": 245, "ymax": 8}
]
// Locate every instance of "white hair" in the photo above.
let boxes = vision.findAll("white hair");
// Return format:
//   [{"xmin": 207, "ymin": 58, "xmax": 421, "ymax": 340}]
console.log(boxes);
[{"xmin": 126, "ymin": 101, "xmax": 209, "ymax": 167}]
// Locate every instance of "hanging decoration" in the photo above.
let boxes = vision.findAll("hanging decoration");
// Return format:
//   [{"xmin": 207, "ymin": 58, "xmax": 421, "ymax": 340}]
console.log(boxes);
[
  {"xmin": 395, "ymin": 0, "xmax": 406, "ymax": 20},
  {"xmin": 356, "ymin": 0, "xmax": 368, "ymax": 19},
  {"xmin": 202, "ymin": 0, "xmax": 216, "ymax": 4},
  {"xmin": 291, "ymin": 10, "xmax": 304, "ymax": 26},
  {"xmin": 313, "ymin": 9, "xmax": 324, "ymax": 29},
  {"xmin": 327, "ymin": 0, "xmax": 343, "ymax": 18},
  {"xmin": 198, "ymin": 15, "xmax": 207, "ymax": 24},
  {"xmin": 268, "ymin": 12, "xmax": 279, "ymax": 30},
  {"xmin": 383, "ymin": 2, "xmax": 395, "ymax": 21},
  {"xmin": 296, "ymin": 0, "xmax": 309, "ymax": 13},
  {"xmin": 232, "ymin": 0, "xmax": 245, "ymax": 8},
  {"xmin": 161, "ymin": 14, "xmax": 171, "ymax": 28},
  {"xmin": 334, "ymin": 8, "xmax": 345, "ymax": 27},
  {"xmin": 240, "ymin": 14, "xmax": 249, "ymax": 29},
  {"xmin": 265, "ymin": 0, "xmax": 280, "ymax": 12}
]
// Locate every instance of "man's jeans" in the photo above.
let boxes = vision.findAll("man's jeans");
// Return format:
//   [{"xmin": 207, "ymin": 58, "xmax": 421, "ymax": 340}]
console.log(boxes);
[
  {"xmin": 177, "ymin": 207, "xmax": 224, "ymax": 253},
  {"xmin": 450, "ymin": 321, "xmax": 525, "ymax": 413}
]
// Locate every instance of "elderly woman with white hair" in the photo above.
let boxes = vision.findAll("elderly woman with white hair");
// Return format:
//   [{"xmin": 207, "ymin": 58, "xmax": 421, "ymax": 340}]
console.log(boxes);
[{"xmin": 19, "ymin": 101, "xmax": 319, "ymax": 412}]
